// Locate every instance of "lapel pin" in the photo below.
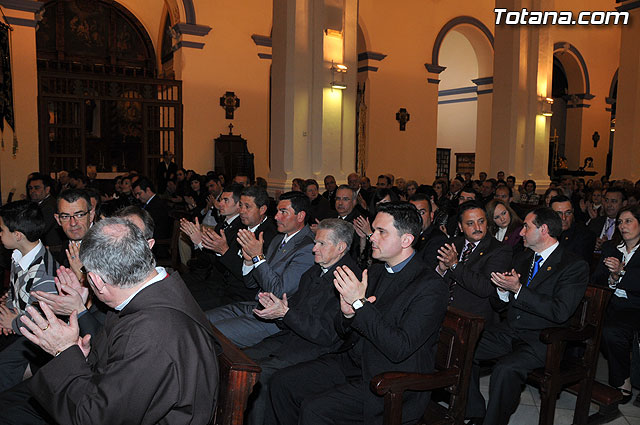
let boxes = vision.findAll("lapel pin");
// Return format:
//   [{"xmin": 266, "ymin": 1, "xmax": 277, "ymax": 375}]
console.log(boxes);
[
  {"xmin": 479, "ymin": 252, "xmax": 484, "ymax": 256},
  {"xmin": 546, "ymin": 266, "xmax": 551, "ymax": 271},
  {"xmin": 565, "ymin": 236, "xmax": 568, "ymax": 240},
  {"xmin": 505, "ymin": 236, "xmax": 509, "ymax": 240}
]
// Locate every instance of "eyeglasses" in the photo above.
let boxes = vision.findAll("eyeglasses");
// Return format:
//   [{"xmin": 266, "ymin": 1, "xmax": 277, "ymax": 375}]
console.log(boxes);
[{"xmin": 57, "ymin": 211, "xmax": 90, "ymax": 221}]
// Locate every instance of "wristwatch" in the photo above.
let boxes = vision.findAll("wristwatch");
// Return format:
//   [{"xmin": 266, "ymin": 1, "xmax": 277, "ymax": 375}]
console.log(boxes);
[
  {"xmin": 450, "ymin": 262, "xmax": 458, "ymax": 271},
  {"xmin": 251, "ymin": 254, "xmax": 266, "ymax": 264},
  {"xmin": 352, "ymin": 298, "xmax": 368, "ymax": 310}
]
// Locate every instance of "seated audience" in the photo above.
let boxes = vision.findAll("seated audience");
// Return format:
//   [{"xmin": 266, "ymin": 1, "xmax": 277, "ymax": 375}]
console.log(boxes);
[
  {"xmin": 592, "ymin": 205, "xmax": 640, "ymax": 404},
  {"xmin": 304, "ymin": 178, "xmax": 336, "ymax": 225},
  {"xmin": 466, "ymin": 207, "xmax": 588, "ymax": 424},
  {"xmin": 243, "ymin": 218, "xmax": 361, "ymax": 424},
  {"xmin": 589, "ymin": 187, "xmax": 627, "ymax": 252},
  {"xmin": 519, "ymin": 179, "xmax": 540, "ymax": 206},
  {"xmin": 409, "ymin": 193, "xmax": 448, "ymax": 269},
  {"xmin": 270, "ymin": 202, "xmax": 448, "ymax": 424},
  {"xmin": 437, "ymin": 201, "xmax": 512, "ymax": 324},
  {"xmin": 132, "ymin": 176, "xmax": 172, "ymax": 243},
  {"xmin": 0, "ymin": 200, "xmax": 58, "ymax": 392},
  {"xmin": 206, "ymin": 191, "xmax": 315, "ymax": 347},
  {"xmin": 11, "ymin": 218, "xmax": 219, "ymax": 424}
]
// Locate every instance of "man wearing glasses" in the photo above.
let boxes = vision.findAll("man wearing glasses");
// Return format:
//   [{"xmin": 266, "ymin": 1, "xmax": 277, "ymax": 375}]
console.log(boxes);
[{"xmin": 550, "ymin": 195, "xmax": 596, "ymax": 263}]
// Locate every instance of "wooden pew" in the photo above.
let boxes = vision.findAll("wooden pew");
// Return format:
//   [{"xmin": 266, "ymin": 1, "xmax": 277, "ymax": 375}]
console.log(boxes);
[
  {"xmin": 527, "ymin": 285, "xmax": 614, "ymax": 425},
  {"xmin": 210, "ymin": 326, "xmax": 261, "ymax": 425},
  {"xmin": 370, "ymin": 307, "xmax": 485, "ymax": 425}
]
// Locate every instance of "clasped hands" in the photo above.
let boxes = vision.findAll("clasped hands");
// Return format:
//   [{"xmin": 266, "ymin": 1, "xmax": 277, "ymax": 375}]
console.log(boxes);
[
  {"xmin": 237, "ymin": 229, "xmax": 264, "ymax": 265},
  {"xmin": 333, "ymin": 267, "xmax": 375, "ymax": 316},
  {"xmin": 253, "ymin": 292, "xmax": 289, "ymax": 320},
  {"xmin": 490, "ymin": 269, "xmax": 522, "ymax": 294},
  {"xmin": 602, "ymin": 256, "xmax": 623, "ymax": 278}
]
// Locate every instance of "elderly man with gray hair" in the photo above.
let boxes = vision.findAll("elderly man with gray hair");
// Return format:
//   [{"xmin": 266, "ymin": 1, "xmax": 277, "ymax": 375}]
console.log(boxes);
[
  {"xmin": 17, "ymin": 218, "xmax": 219, "ymax": 425},
  {"xmin": 242, "ymin": 218, "xmax": 362, "ymax": 425}
]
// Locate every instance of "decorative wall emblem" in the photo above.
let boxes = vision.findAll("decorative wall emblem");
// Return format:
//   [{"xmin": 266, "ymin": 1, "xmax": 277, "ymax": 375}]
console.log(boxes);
[{"xmin": 220, "ymin": 91, "xmax": 240, "ymax": 119}]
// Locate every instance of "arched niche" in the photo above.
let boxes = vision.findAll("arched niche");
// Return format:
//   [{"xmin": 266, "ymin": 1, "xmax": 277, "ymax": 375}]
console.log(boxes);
[
  {"xmin": 432, "ymin": 16, "xmax": 494, "ymax": 177},
  {"xmin": 551, "ymin": 42, "xmax": 591, "ymax": 171}
]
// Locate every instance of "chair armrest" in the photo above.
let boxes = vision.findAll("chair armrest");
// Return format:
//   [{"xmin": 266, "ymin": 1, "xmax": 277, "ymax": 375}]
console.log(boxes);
[
  {"xmin": 539, "ymin": 325, "xmax": 595, "ymax": 344},
  {"xmin": 371, "ymin": 367, "xmax": 460, "ymax": 396}
]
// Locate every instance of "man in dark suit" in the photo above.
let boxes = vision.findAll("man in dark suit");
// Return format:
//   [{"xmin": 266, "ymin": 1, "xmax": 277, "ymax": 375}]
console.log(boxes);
[
  {"xmin": 132, "ymin": 176, "xmax": 171, "ymax": 241},
  {"xmin": 270, "ymin": 202, "xmax": 448, "ymax": 425},
  {"xmin": 27, "ymin": 173, "xmax": 64, "ymax": 247},
  {"xmin": 409, "ymin": 193, "xmax": 448, "ymax": 269},
  {"xmin": 466, "ymin": 207, "xmax": 589, "ymax": 425},
  {"xmin": 305, "ymin": 178, "xmax": 337, "ymax": 225},
  {"xmin": 550, "ymin": 195, "xmax": 596, "ymax": 263},
  {"xmin": 588, "ymin": 187, "xmax": 626, "ymax": 252},
  {"xmin": 16, "ymin": 218, "xmax": 219, "ymax": 424},
  {"xmin": 322, "ymin": 175, "xmax": 337, "ymax": 210},
  {"xmin": 437, "ymin": 201, "xmax": 512, "ymax": 324},
  {"xmin": 206, "ymin": 191, "xmax": 315, "ymax": 347},
  {"xmin": 156, "ymin": 150, "xmax": 178, "ymax": 194},
  {"xmin": 205, "ymin": 186, "xmax": 278, "ymax": 308},
  {"xmin": 243, "ymin": 218, "xmax": 361, "ymax": 425},
  {"xmin": 181, "ymin": 183, "xmax": 245, "ymax": 310}
]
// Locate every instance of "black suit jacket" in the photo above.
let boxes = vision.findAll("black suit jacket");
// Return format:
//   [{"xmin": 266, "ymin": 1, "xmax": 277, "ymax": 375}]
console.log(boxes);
[
  {"xmin": 217, "ymin": 217, "xmax": 278, "ymax": 302},
  {"xmin": 493, "ymin": 245, "xmax": 589, "ymax": 358},
  {"xmin": 39, "ymin": 196, "xmax": 64, "ymax": 247},
  {"xmin": 415, "ymin": 225, "xmax": 448, "ymax": 269},
  {"xmin": 446, "ymin": 236, "xmax": 513, "ymax": 324},
  {"xmin": 559, "ymin": 223, "xmax": 596, "ymax": 264},
  {"xmin": 308, "ymin": 196, "xmax": 338, "ymax": 223},
  {"xmin": 333, "ymin": 254, "xmax": 448, "ymax": 425},
  {"xmin": 30, "ymin": 273, "xmax": 219, "ymax": 425},
  {"xmin": 144, "ymin": 195, "xmax": 172, "ymax": 240},
  {"xmin": 246, "ymin": 254, "xmax": 361, "ymax": 365}
]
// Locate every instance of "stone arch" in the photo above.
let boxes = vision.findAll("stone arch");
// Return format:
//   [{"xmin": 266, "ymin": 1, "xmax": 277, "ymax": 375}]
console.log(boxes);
[
  {"xmin": 432, "ymin": 16, "xmax": 494, "ymax": 76},
  {"xmin": 553, "ymin": 42, "xmax": 590, "ymax": 95}
]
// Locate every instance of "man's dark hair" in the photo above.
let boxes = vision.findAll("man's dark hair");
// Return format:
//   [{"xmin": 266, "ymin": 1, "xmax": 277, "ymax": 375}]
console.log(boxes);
[
  {"xmin": 223, "ymin": 183, "xmax": 244, "ymax": 203},
  {"xmin": 114, "ymin": 206, "xmax": 155, "ymax": 240},
  {"xmin": 408, "ymin": 193, "xmax": 432, "ymax": 213},
  {"xmin": 457, "ymin": 201, "xmax": 486, "ymax": 223},
  {"xmin": 485, "ymin": 178, "xmax": 497, "ymax": 189},
  {"xmin": 242, "ymin": 186, "xmax": 269, "ymax": 209},
  {"xmin": 57, "ymin": 189, "xmax": 92, "ymax": 212},
  {"xmin": 132, "ymin": 176, "xmax": 156, "ymax": 194},
  {"xmin": 605, "ymin": 187, "xmax": 627, "ymax": 201},
  {"xmin": 255, "ymin": 177, "xmax": 268, "ymax": 190},
  {"xmin": 0, "ymin": 200, "xmax": 45, "ymax": 242},
  {"xmin": 304, "ymin": 179, "xmax": 319, "ymax": 190},
  {"xmin": 524, "ymin": 179, "xmax": 537, "ymax": 190},
  {"xmin": 234, "ymin": 173, "xmax": 251, "ymax": 185},
  {"xmin": 507, "ymin": 175, "xmax": 516, "ymax": 183},
  {"xmin": 549, "ymin": 195, "xmax": 572, "ymax": 208},
  {"xmin": 530, "ymin": 207, "xmax": 562, "ymax": 239},
  {"xmin": 279, "ymin": 191, "xmax": 311, "ymax": 224},
  {"xmin": 204, "ymin": 174, "xmax": 221, "ymax": 185},
  {"xmin": 377, "ymin": 175, "xmax": 392, "ymax": 186},
  {"xmin": 292, "ymin": 178, "xmax": 305, "ymax": 191},
  {"xmin": 459, "ymin": 185, "xmax": 479, "ymax": 199},
  {"xmin": 27, "ymin": 173, "xmax": 53, "ymax": 191},
  {"xmin": 85, "ymin": 187, "xmax": 102, "ymax": 220},
  {"xmin": 376, "ymin": 202, "xmax": 422, "ymax": 244}
]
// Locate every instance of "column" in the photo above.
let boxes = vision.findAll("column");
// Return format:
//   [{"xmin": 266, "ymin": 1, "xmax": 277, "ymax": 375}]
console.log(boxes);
[
  {"xmin": 611, "ymin": 2, "xmax": 640, "ymax": 181},
  {"xmin": 0, "ymin": 0, "xmax": 41, "ymax": 200},
  {"xmin": 473, "ymin": 77, "xmax": 494, "ymax": 176},
  {"xmin": 269, "ymin": 0, "xmax": 358, "ymax": 191},
  {"xmin": 489, "ymin": 0, "xmax": 554, "ymax": 189}
]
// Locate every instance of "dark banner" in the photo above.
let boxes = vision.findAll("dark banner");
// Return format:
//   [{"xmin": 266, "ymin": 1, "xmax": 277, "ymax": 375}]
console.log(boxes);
[{"xmin": 0, "ymin": 23, "xmax": 14, "ymax": 135}]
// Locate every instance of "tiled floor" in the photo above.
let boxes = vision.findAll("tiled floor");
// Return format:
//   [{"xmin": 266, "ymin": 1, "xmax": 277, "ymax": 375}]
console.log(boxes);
[{"xmin": 478, "ymin": 354, "xmax": 640, "ymax": 424}]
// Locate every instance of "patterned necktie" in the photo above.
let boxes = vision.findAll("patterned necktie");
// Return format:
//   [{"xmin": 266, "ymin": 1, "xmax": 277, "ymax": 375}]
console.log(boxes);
[
  {"xmin": 460, "ymin": 242, "xmax": 474, "ymax": 263},
  {"xmin": 527, "ymin": 254, "xmax": 543, "ymax": 286}
]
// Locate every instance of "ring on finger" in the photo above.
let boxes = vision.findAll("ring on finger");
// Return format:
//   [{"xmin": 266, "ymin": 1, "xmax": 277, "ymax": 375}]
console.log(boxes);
[{"xmin": 41, "ymin": 323, "xmax": 50, "ymax": 331}]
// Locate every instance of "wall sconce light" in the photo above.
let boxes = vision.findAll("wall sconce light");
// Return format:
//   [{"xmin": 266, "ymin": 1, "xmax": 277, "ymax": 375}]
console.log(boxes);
[
  {"xmin": 610, "ymin": 118, "xmax": 616, "ymax": 132},
  {"xmin": 540, "ymin": 97, "xmax": 553, "ymax": 116},
  {"xmin": 330, "ymin": 61, "xmax": 347, "ymax": 90}
]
